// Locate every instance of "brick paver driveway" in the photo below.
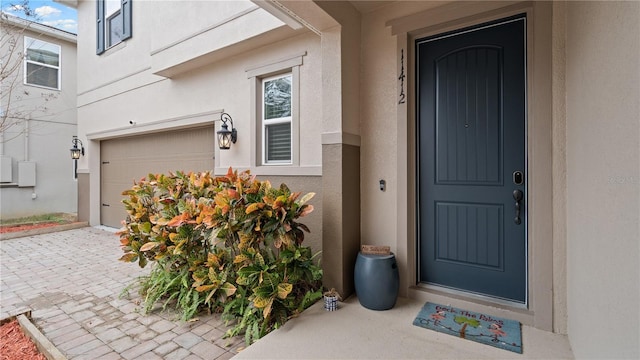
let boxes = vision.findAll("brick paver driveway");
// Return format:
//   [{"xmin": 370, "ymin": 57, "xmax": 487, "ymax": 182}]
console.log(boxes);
[{"xmin": 0, "ymin": 227, "xmax": 243, "ymax": 359}]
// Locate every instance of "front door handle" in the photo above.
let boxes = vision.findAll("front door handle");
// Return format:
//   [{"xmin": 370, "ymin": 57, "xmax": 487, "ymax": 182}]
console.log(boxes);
[{"xmin": 513, "ymin": 190, "xmax": 523, "ymax": 225}]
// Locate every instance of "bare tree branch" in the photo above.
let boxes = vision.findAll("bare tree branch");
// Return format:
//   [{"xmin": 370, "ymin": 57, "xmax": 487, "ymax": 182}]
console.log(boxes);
[{"xmin": 1, "ymin": 6, "xmax": 61, "ymax": 141}]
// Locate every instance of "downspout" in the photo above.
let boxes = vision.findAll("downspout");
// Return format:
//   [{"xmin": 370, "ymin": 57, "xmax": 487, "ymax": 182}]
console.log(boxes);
[
  {"xmin": 24, "ymin": 116, "xmax": 29, "ymax": 160},
  {"xmin": 0, "ymin": 107, "xmax": 4, "ymax": 156}
]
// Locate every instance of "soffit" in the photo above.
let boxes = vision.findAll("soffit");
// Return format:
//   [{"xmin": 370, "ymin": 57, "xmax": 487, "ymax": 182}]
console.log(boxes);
[{"xmin": 348, "ymin": 1, "xmax": 395, "ymax": 14}]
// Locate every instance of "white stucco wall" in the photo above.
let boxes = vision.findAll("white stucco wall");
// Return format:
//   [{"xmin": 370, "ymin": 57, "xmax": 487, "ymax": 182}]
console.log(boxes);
[
  {"xmin": 359, "ymin": 4, "xmax": 401, "ymax": 251},
  {"xmin": 75, "ymin": 0, "xmax": 322, "ymax": 225},
  {"xmin": 0, "ymin": 21, "xmax": 77, "ymax": 219},
  {"xmin": 77, "ymin": 31, "xmax": 322, "ymax": 168},
  {"xmin": 357, "ymin": 0, "xmax": 585, "ymax": 333},
  {"xmin": 566, "ymin": 1, "xmax": 640, "ymax": 358},
  {"xmin": 359, "ymin": 0, "xmax": 443, "ymax": 254},
  {"xmin": 149, "ymin": 1, "xmax": 258, "ymax": 51},
  {"xmin": 551, "ymin": 0, "xmax": 568, "ymax": 335}
]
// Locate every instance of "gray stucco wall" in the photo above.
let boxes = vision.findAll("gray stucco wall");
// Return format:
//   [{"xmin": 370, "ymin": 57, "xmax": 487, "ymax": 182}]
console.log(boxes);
[{"xmin": 0, "ymin": 23, "xmax": 77, "ymax": 219}]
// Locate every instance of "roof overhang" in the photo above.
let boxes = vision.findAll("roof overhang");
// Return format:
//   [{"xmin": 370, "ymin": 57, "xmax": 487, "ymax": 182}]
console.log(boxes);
[
  {"xmin": 54, "ymin": 0, "xmax": 78, "ymax": 9},
  {"xmin": 1, "ymin": 13, "xmax": 77, "ymax": 43}
]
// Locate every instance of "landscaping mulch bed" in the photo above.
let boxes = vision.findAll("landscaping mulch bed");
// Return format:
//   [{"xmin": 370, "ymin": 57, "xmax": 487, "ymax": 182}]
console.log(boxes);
[
  {"xmin": 0, "ymin": 222, "xmax": 67, "ymax": 234},
  {"xmin": 0, "ymin": 320, "xmax": 46, "ymax": 360}
]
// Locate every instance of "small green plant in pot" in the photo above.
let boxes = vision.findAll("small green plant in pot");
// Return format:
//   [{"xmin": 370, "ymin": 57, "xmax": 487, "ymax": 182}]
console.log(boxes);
[{"xmin": 118, "ymin": 168, "xmax": 323, "ymax": 344}]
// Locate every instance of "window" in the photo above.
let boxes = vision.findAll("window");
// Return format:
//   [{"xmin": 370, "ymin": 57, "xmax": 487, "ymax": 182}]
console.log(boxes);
[
  {"xmin": 96, "ymin": 0, "xmax": 132, "ymax": 54},
  {"xmin": 105, "ymin": 0, "xmax": 123, "ymax": 47},
  {"xmin": 242, "ymin": 52, "xmax": 304, "ymax": 173},
  {"xmin": 262, "ymin": 74, "xmax": 292, "ymax": 164},
  {"xmin": 24, "ymin": 37, "xmax": 60, "ymax": 90}
]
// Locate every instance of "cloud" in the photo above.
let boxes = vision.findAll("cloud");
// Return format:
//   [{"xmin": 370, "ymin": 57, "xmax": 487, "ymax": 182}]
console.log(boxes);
[
  {"xmin": 3, "ymin": 4, "xmax": 26, "ymax": 14},
  {"xmin": 7, "ymin": 4, "xmax": 25, "ymax": 12},
  {"xmin": 42, "ymin": 19, "xmax": 77, "ymax": 32},
  {"xmin": 35, "ymin": 5, "xmax": 61, "ymax": 18}
]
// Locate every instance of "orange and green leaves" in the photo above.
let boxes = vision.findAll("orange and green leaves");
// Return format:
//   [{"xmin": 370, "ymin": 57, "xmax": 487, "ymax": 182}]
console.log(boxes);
[{"xmin": 118, "ymin": 167, "xmax": 321, "ymax": 345}]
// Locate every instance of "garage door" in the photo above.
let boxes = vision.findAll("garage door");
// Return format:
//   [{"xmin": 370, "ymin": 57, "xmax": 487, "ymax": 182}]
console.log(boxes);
[{"xmin": 101, "ymin": 126, "xmax": 215, "ymax": 228}]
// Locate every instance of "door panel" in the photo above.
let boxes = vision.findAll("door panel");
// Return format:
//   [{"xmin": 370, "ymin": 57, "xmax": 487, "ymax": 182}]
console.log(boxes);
[
  {"xmin": 436, "ymin": 47, "xmax": 502, "ymax": 185},
  {"xmin": 418, "ymin": 17, "xmax": 526, "ymax": 302},
  {"xmin": 435, "ymin": 202, "xmax": 503, "ymax": 269}
]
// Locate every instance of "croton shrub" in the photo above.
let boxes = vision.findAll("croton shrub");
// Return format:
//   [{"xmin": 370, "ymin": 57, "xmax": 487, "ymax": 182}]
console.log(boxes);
[{"xmin": 117, "ymin": 168, "xmax": 323, "ymax": 344}]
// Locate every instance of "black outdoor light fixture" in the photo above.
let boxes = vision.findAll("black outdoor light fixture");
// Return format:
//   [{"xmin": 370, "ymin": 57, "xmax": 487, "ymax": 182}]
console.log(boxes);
[
  {"xmin": 217, "ymin": 112, "xmax": 237, "ymax": 150},
  {"xmin": 70, "ymin": 136, "xmax": 85, "ymax": 159}
]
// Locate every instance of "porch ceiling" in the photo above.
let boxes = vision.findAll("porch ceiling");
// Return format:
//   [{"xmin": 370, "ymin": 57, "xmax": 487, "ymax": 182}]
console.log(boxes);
[{"xmin": 348, "ymin": 0, "xmax": 396, "ymax": 13}]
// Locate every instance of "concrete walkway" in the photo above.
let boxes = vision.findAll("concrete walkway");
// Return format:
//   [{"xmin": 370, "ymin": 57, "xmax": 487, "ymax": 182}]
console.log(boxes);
[
  {"xmin": 1, "ymin": 227, "xmax": 574, "ymax": 359},
  {"xmin": 236, "ymin": 296, "xmax": 574, "ymax": 360},
  {"xmin": 0, "ymin": 227, "xmax": 243, "ymax": 359}
]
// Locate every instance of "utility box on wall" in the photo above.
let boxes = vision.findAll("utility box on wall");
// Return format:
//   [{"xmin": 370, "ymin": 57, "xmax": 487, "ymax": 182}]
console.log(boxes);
[
  {"xmin": 18, "ymin": 161, "xmax": 36, "ymax": 187},
  {"xmin": 0, "ymin": 156, "xmax": 12, "ymax": 182}
]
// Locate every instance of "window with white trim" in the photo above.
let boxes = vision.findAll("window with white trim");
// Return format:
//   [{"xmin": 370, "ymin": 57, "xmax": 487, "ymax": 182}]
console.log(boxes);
[
  {"xmin": 243, "ymin": 52, "xmax": 303, "ymax": 172},
  {"xmin": 105, "ymin": 0, "xmax": 123, "ymax": 47},
  {"xmin": 96, "ymin": 0, "xmax": 132, "ymax": 54},
  {"xmin": 24, "ymin": 37, "xmax": 60, "ymax": 90},
  {"xmin": 262, "ymin": 73, "xmax": 292, "ymax": 164}
]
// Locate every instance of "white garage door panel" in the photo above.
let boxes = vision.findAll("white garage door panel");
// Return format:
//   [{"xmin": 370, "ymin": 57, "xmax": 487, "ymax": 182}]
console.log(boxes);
[{"xmin": 101, "ymin": 126, "xmax": 215, "ymax": 228}]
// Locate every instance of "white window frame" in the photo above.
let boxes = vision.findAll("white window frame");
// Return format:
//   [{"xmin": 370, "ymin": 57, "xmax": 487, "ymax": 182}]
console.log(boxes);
[
  {"xmin": 23, "ymin": 36, "xmax": 61, "ymax": 90},
  {"xmin": 105, "ymin": 0, "xmax": 122, "ymax": 49},
  {"xmin": 261, "ymin": 73, "xmax": 293, "ymax": 165},
  {"xmin": 240, "ymin": 52, "xmax": 307, "ymax": 176},
  {"xmin": 96, "ymin": 0, "xmax": 132, "ymax": 55}
]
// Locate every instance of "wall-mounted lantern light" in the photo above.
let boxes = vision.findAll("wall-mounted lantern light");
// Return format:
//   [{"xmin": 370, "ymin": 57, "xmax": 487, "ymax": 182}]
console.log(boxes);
[
  {"xmin": 70, "ymin": 136, "xmax": 84, "ymax": 159},
  {"xmin": 217, "ymin": 112, "xmax": 237, "ymax": 150}
]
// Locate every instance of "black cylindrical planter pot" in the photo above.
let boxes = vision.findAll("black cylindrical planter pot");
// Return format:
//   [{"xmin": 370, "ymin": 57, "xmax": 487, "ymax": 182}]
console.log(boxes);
[{"xmin": 354, "ymin": 252, "xmax": 399, "ymax": 310}]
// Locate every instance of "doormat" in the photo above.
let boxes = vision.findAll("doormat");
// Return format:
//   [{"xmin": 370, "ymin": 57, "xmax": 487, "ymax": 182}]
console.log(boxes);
[{"xmin": 412, "ymin": 302, "xmax": 522, "ymax": 354}]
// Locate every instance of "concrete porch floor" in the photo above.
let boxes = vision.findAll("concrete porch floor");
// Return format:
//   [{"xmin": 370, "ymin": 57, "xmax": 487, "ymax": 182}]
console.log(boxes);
[{"xmin": 234, "ymin": 296, "xmax": 574, "ymax": 359}]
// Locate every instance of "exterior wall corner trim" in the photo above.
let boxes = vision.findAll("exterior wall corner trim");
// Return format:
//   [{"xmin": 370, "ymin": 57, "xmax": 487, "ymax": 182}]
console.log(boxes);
[{"xmin": 321, "ymin": 132, "xmax": 361, "ymax": 147}]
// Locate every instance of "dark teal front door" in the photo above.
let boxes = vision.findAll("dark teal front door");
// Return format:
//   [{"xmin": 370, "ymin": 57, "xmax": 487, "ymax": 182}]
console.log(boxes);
[{"xmin": 417, "ymin": 16, "xmax": 527, "ymax": 303}]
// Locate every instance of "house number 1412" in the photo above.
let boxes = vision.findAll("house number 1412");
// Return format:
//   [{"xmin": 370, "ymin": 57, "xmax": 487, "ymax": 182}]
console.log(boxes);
[{"xmin": 398, "ymin": 49, "xmax": 406, "ymax": 105}]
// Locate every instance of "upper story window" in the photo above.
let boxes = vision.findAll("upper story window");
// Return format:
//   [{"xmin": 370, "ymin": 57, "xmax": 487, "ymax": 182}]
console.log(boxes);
[
  {"xmin": 24, "ymin": 37, "xmax": 60, "ymax": 90},
  {"xmin": 105, "ymin": 0, "xmax": 123, "ymax": 47},
  {"xmin": 262, "ymin": 73, "xmax": 292, "ymax": 164},
  {"xmin": 96, "ymin": 0, "xmax": 132, "ymax": 54}
]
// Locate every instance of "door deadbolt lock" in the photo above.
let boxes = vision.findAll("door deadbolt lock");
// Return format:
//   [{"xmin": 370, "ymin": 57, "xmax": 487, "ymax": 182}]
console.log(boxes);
[{"xmin": 513, "ymin": 171, "xmax": 524, "ymax": 185}]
